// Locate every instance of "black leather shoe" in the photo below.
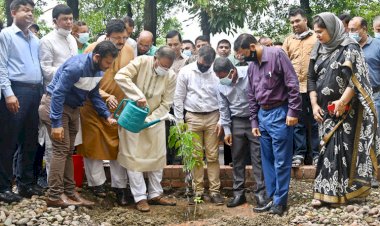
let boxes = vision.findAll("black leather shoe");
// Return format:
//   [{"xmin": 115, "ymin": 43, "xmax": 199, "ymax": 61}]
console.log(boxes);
[
  {"xmin": 269, "ymin": 204, "xmax": 286, "ymax": 216},
  {"xmin": 0, "ymin": 190, "xmax": 23, "ymax": 203},
  {"xmin": 90, "ymin": 184, "xmax": 106, "ymax": 197},
  {"xmin": 253, "ymin": 200, "xmax": 273, "ymax": 212},
  {"xmin": 227, "ymin": 195, "xmax": 246, "ymax": 208},
  {"xmin": 18, "ymin": 186, "xmax": 44, "ymax": 198},
  {"xmin": 210, "ymin": 193, "xmax": 224, "ymax": 205},
  {"xmin": 115, "ymin": 188, "xmax": 128, "ymax": 206},
  {"xmin": 32, "ymin": 184, "xmax": 46, "ymax": 193},
  {"xmin": 371, "ymin": 178, "xmax": 379, "ymax": 188}
]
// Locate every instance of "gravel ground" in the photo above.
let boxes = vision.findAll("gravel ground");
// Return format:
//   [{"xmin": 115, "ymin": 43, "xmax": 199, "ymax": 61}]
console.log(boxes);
[{"xmin": 1, "ymin": 179, "xmax": 380, "ymax": 225}]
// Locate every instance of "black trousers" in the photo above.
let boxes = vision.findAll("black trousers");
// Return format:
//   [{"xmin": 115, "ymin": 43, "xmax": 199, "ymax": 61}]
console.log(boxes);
[
  {"xmin": 0, "ymin": 84, "xmax": 41, "ymax": 191},
  {"xmin": 231, "ymin": 117, "xmax": 266, "ymax": 198}
]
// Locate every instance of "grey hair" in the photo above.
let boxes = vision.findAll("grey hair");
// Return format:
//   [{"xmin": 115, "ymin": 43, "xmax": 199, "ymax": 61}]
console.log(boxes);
[
  {"xmin": 198, "ymin": 46, "xmax": 216, "ymax": 65},
  {"xmin": 213, "ymin": 57, "xmax": 234, "ymax": 73},
  {"xmin": 155, "ymin": 46, "xmax": 176, "ymax": 62}
]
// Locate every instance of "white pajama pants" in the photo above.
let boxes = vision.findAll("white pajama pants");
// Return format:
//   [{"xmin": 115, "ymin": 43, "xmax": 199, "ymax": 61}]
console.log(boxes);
[
  {"xmin": 127, "ymin": 169, "xmax": 163, "ymax": 203},
  {"xmin": 84, "ymin": 158, "xmax": 128, "ymax": 188}
]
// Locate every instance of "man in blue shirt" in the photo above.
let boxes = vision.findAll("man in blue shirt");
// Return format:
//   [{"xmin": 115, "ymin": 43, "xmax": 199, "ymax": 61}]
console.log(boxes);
[
  {"xmin": 348, "ymin": 17, "xmax": 380, "ymax": 188},
  {"xmin": 214, "ymin": 57, "xmax": 268, "ymax": 209},
  {"xmin": 0, "ymin": 0, "xmax": 43, "ymax": 203},
  {"xmin": 39, "ymin": 41, "xmax": 118, "ymax": 208}
]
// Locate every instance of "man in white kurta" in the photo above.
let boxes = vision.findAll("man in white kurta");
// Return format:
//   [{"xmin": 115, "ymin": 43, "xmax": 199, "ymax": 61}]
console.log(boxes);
[
  {"xmin": 39, "ymin": 4, "xmax": 78, "ymax": 180},
  {"xmin": 114, "ymin": 46, "xmax": 177, "ymax": 212}
]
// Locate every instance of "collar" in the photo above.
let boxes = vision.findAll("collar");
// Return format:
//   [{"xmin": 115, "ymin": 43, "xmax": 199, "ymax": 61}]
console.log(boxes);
[
  {"xmin": 259, "ymin": 46, "xmax": 269, "ymax": 63},
  {"xmin": 11, "ymin": 23, "xmax": 30, "ymax": 36},
  {"xmin": 88, "ymin": 53, "xmax": 97, "ymax": 72},
  {"xmin": 293, "ymin": 29, "xmax": 313, "ymax": 40},
  {"xmin": 364, "ymin": 35, "xmax": 373, "ymax": 46}
]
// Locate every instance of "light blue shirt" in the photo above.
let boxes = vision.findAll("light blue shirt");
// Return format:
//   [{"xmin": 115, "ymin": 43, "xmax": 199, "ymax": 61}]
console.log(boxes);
[
  {"xmin": 0, "ymin": 24, "xmax": 42, "ymax": 98},
  {"xmin": 217, "ymin": 66, "xmax": 250, "ymax": 135},
  {"xmin": 362, "ymin": 36, "xmax": 380, "ymax": 89}
]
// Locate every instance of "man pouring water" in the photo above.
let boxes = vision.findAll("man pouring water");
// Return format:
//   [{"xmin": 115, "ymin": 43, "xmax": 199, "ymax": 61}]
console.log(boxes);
[{"xmin": 114, "ymin": 46, "xmax": 177, "ymax": 212}]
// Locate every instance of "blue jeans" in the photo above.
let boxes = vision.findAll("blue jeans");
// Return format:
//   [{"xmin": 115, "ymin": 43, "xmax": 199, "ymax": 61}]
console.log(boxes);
[
  {"xmin": 293, "ymin": 93, "xmax": 319, "ymax": 160},
  {"xmin": 258, "ymin": 105, "xmax": 293, "ymax": 206},
  {"xmin": 0, "ymin": 84, "xmax": 41, "ymax": 191},
  {"xmin": 373, "ymin": 91, "xmax": 380, "ymax": 157}
]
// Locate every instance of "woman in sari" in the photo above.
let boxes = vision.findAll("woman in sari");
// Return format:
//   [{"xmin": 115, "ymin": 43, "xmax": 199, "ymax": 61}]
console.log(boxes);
[{"xmin": 308, "ymin": 12, "xmax": 379, "ymax": 207}]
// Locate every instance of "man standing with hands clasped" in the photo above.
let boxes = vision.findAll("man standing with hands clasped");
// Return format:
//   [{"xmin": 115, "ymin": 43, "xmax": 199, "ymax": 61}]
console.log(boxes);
[
  {"xmin": 234, "ymin": 34, "xmax": 301, "ymax": 216},
  {"xmin": 214, "ymin": 57, "xmax": 268, "ymax": 209}
]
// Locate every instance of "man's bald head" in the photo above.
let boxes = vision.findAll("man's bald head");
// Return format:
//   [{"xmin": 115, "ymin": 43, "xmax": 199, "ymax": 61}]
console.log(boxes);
[
  {"xmin": 137, "ymin": 30, "xmax": 154, "ymax": 55},
  {"xmin": 373, "ymin": 16, "xmax": 380, "ymax": 35}
]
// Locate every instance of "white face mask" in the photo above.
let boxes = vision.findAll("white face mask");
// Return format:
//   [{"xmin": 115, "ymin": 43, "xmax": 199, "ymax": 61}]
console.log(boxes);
[
  {"xmin": 57, "ymin": 28, "xmax": 71, "ymax": 37},
  {"xmin": 155, "ymin": 66, "xmax": 168, "ymax": 76},
  {"xmin": 182, "ymin": 49, "xmax": 192, "ymax": 57},
  {"xmin": 375, "ymin": 33, "xmax": 380, "ymax": 39}
]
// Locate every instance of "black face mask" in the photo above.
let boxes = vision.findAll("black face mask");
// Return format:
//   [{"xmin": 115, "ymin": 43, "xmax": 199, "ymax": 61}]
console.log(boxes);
[
  {"xmin": 197, "ymin": 62, "xmax": 211, "ymax": 73},
  {"xmin": 244, "ymin": 51, "xmax": 257, "ymax": 62}
]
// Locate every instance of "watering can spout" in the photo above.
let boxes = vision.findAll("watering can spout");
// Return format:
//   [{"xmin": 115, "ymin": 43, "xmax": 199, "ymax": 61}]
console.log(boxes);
[{"xmin": 142, "ymin": 119, "xmax": 161, "ymax": 129}]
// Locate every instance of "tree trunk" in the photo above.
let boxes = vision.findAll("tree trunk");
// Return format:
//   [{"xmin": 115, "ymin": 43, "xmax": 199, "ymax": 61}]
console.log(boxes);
[
  {"xmin": 200, "ymin": 9, "xmax": 211, "ymax": 37},
  {"xmin": 300, "ymin": 0, "xmax": 312, "ymax": 28},
  {"xmin": 127, "ymin": 3, "xmax": 133, "ymax": 18},
  {"xmin": 143, "ymin": 0, "xmax": 157, "ymax": 45},
  {"xmin": 66, "ymin": 0, "xmax": 79, "ymax": 20},
  {"xmin": 6, "ymin": 0, "xmax": 13, "ymax": 26}
]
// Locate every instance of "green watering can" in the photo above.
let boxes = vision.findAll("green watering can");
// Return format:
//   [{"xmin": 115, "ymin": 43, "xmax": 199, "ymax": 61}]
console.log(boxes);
[{"xmin": 114, "ymin": 99, "xmax": 161, "ymax": 133}]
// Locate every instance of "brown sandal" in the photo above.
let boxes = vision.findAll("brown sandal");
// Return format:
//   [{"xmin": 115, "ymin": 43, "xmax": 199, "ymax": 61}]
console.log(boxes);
[
  {"xmin": 148, "ymin": 195, "xmax": 176, "ymax": 206},
  {"xmin": 136, "ymin": 199, "xmax": 150, "ymax": 212}
]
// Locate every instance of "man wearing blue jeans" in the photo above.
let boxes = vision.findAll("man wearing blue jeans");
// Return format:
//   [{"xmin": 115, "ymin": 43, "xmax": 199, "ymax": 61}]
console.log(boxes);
[
  {"xmin": 0, "ymin": 0, "xmax": 44, "ymax": 203},
  {"xmin": 234, "ymin": 34, "xmax": 301, "ymax": 216}
]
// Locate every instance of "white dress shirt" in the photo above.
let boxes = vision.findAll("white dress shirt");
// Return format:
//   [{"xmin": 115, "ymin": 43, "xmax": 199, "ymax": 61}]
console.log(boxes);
[
  {"xmin": 174, "ymin": 62, "xmax": 219, "ymax": 120},
  {"xmin": 39, "ymin": 29, "xmax": 78, "ymax": 88}
]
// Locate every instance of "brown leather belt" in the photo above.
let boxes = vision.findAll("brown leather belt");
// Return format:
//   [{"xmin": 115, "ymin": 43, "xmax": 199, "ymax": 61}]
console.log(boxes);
[{"xmin": 261, "ymin": 101, "xmax": 287, "ymax": 110}]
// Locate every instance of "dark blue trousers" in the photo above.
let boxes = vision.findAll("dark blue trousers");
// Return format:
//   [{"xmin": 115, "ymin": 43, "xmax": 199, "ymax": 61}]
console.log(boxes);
[
  {"xmin": 0, "ymin": 84, "xmax": 41, "ymax": 191},
  {"xmin": 258, "ymin": 105, "xmax": 293, "ymax": 206},
  {"xmin": 293, "ymin": 93, "xmax": 319, "ymax": 160}
]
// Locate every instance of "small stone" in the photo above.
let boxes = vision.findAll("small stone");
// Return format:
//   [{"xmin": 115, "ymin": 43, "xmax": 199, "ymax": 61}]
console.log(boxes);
[
  {"xmin": 101, "ymin": 223, "xmax": 112, "ymax": 226},
  {"xmin": 60, "ymin": 211, "xmax": 67, "ymax": 217},
  {"xmin": 16, "ymin": 218, "xmax": 29, "ymax": 225},
  {"xmin": 369, "ymin": 208, "xmax": 379, "ymax": 216},
  {"xmin": 67, "ymin": 205, "xmax": 76, "ymax": 211},
  {"xmin": 145, "ymin": 219, "xmax": 152, "ymax": 224},
  {"xmin": 55, "ymin": 215, "xmax": 63, "ymax": 222},
  {"xmin": 71, "ymin": 221, "xmax": 80, "ymax": 225},
  {"xmin": 4, "ymin": 217, "xmax": 12, "ymax": 226},
  {"xmin": 322, "ymin": 219, "xmax": 330, "ymax": 224},
  {"xmin": 365, "ymin": 217, "xmax": 375, "ymax": 224},
  {"xmin": 346, "ymin": 205, "xmax": 355, "ymax": 213},
  {"xmin": 84, "ymin": 215, "xmax": 91, "ymax": 221},
  {"xmin": 0, "ymin": 211, "xmax": 6, "ymax": 222}
]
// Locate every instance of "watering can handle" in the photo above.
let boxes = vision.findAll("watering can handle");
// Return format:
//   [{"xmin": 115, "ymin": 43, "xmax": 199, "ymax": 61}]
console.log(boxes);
[{"xmin": 114, "ymin": 99, "xmax": 128, "ymax": 119}]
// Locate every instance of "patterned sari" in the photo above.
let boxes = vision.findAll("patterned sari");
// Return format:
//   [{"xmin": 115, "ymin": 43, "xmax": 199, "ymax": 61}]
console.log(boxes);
[{"xmin": 309, "ymin": 43, "xmax": 379, "ymax": 204}]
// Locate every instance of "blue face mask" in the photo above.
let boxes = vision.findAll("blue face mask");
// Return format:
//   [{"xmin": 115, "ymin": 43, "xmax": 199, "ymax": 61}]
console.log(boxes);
[
  {"xmin": 375, "ymin": 33, "xmax": 380, "ymax": 39},
  {"xmin": 219, "ymin": 70, "xmax": 234, "ymax": 86},
  {"xmin": 78, "ymin": 32, "xmax": 90, "ymax": 44},
  {"xmin": 349, "ymin": 32, "xmax": 361, "ymax": 42},
  {"xmin": 182, "ymin": 49, "xmax": 192, "ymax": 57}
]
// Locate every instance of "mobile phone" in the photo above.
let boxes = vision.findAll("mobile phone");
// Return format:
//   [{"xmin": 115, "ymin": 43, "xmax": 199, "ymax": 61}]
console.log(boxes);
[{"xmin": 327, "ymin": 103, "xmax": 335, "ymax": 113}]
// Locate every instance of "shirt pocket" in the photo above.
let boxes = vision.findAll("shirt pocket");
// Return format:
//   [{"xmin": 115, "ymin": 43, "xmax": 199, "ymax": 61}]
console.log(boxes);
[{"xmin": 262, "ymin": 71, "xmax": 279, "ymax": 90}]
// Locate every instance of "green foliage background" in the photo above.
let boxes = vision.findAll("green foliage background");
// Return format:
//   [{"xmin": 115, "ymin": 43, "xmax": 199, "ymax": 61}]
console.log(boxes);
[{"xmin": 2, "ymin": 0, "xmax": 380, "ymax": 42}]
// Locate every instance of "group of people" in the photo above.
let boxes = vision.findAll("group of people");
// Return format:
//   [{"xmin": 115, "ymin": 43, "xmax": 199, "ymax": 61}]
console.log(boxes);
[{"xmin": 1, "ymin": 0, "xmax": 380, "ymax": 217}]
